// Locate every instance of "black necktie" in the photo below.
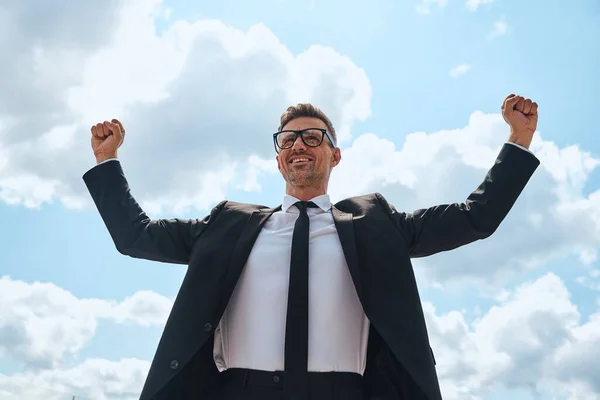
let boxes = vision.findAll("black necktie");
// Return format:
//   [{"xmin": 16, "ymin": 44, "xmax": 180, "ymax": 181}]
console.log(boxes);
[{"xmin": 284, "ymin": 201, "xmax": 317, "ymax": 399}]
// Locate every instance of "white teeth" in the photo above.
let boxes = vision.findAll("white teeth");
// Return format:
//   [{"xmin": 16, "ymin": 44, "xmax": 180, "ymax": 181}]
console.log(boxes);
[{"xmin": 291, "ymin": 158, "xmax": 310, "ymax": 163}]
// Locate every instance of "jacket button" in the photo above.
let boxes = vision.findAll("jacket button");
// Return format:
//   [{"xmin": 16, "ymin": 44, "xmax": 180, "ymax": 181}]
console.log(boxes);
[
  {"xmin": 204, "ymin": 322, "xmax": 213, "ymax": 332},
  {"xmin": 169, "ymin": 360, "xmax": 179, "ymax": 370}
]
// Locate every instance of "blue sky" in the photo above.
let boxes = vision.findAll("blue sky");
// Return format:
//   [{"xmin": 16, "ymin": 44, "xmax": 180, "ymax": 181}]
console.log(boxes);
[{"xmin": 1, "ymin": 1, "xmax": 599, "ymax": 399}]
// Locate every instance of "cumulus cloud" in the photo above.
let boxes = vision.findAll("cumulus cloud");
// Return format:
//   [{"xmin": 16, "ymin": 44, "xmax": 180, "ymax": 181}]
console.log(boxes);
[
  {"xmin": 0, "ymin": 358, "xmax": 150, "ymax": 400},
  {"xmin": 427, "ymin": 273, "xmax": 600, "ymax": 399},
  {"xmin": 0, "ymin": 0, "xmax": 122, "ymax": 127},
  {"xmin": 0, "ymin": 276, "xmax": 171, "ymax": 370},
  {"xmin": 0, "ymin": 0, "xmax": 122, "ymax": 209},
  {"xmin": 0, "ymin": 0, "xmax": 371, "ymax": 213}
]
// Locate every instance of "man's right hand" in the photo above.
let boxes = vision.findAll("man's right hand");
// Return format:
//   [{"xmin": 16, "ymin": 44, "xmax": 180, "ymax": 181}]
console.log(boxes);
[{"xmin": 91, "ymin": 119, "xmax": 125, "ymax": 164}]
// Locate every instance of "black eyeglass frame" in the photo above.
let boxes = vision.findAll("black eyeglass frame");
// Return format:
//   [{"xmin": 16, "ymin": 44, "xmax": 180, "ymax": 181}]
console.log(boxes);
[{"xmin": 272, "ymin": 128, "xmax": 336, "ymax": 153}]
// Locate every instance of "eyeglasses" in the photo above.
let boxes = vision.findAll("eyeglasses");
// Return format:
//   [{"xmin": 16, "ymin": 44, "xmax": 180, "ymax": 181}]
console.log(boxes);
[{"xmin": 273, "ymin": 128, "xmax": 336, "ymax": 153}]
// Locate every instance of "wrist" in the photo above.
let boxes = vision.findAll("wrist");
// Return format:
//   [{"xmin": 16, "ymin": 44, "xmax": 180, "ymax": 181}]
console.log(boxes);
[
  {"xmin": 508, "ymin": 131, "xmax": 533, "ymax": 149},
  {"xmin": 95, "ymin": 153, "xmax": 118, "ymax": 164}
]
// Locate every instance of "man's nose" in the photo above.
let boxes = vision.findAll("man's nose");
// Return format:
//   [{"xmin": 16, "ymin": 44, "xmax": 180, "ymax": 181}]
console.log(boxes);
[{"xmin": 291, "ymin": 134, "xmax": 306, "ymax": 151}]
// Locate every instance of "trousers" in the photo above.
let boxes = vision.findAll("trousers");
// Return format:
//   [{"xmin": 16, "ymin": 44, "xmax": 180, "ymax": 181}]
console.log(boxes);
[{"xmin": 213, "ymin": 368, "xmax": 365, "ymax": 400}]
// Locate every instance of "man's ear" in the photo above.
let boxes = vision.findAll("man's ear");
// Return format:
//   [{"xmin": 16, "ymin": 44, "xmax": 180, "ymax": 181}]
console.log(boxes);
[
  {"xmin": 331, "ymin": 147, "xmax": 341, "ymax": 167},
  {"xmin": 276, "ymin": 154, "xmax": 282, "ymax": 172}
]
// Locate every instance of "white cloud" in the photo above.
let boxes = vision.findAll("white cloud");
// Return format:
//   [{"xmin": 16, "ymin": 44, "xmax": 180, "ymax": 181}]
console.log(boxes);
[
  {"xmin": 488, "ymin": 19, "xmax": 509, "ymax": 39},
  {"xmin": 427, "ymin": 273, "xmax": 600, "ymax": 399},
  {"xmin": 0, "ymin": 0, "xmax": 371, "ymax": 214},
  {"xmin": 415, "ymin": 0, "xmax": 448, "ymax": 15},
  {"xmin": 0, "ymin": 276, "xmax": 164, "ymax": 399},
  {"xmin": 0, "ymin": 358, "xmax": 150, "ymax": 400},
  {"xmin": 466, "ymin": 0, "xmax": 495, "ymax": 11},
  {"xmin": 449, "ymin": 63, "xmax": 472, "ymax": 78},
  {"xmin": 0, "ymin": 276, "xmax": 171, "ymax": 370}
]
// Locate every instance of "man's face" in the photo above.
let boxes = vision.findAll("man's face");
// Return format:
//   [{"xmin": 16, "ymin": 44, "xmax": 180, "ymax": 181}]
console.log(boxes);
[{"xmin": 275, "ymin": 117, "xmax": 340, "ymax": 190}]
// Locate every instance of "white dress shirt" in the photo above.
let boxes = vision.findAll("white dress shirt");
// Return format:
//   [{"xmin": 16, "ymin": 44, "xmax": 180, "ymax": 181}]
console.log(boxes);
[{"xmin": 213, "ymin": 194, "xmax": 370, "ymax": 375}]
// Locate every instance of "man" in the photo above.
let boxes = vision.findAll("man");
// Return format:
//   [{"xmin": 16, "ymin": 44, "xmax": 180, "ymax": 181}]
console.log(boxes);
[{"xmin": 83, "ymin": 94, "xmax": 540, "ymax": 400}]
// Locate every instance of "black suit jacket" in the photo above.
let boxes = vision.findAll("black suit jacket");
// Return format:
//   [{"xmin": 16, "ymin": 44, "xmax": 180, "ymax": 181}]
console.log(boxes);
[{"xmin": 83, "ymin": 143, "xmax": 539, "ymax": 400}]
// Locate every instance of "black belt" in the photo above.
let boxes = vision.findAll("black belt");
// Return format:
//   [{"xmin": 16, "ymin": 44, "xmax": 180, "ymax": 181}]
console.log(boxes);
[{"xmin": 219, "ymin": 367, "xmax": 363, "ymax": 390}]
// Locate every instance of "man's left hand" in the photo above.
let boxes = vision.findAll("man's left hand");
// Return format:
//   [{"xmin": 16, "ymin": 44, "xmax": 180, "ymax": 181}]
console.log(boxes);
[{"xmin": 501, "ymin": 94, "xmax": 538, "ymax": 149}]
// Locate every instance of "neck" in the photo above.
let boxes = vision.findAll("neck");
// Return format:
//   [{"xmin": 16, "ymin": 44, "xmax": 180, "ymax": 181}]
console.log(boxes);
[{"xmin": 285, "ymin": 184, "xmax": 327, "ymax": 202}]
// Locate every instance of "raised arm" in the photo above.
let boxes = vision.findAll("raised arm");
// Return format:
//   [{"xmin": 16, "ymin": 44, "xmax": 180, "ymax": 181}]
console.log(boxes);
[
  {"xmin": 83, "ymin": 119, "xmax": 226, "ymax": 264},
  {"xmin": 377, "ymin": 143, "xmax": 539, "ymax": 257},
  {"xmin": 378, "ymin": 94, "xmax": 541, "ymax": 258}
]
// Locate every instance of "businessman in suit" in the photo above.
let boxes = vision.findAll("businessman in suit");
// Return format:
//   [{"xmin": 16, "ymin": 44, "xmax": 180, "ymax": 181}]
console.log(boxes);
[{"xmin": 83, "ymin": 94, "xmax": 540, "ymax": 400}]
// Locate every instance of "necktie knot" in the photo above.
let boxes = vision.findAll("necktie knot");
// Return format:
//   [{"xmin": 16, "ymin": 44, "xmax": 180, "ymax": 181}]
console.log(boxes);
[{"xmin": 295, "ymin": 201, "xmax": 318, "ymax": 212}]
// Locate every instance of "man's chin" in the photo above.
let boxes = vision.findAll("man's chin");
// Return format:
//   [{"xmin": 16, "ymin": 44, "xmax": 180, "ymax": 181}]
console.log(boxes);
[{"xmin": 287, "ymin": 172, "xmax": 313, "ymax": 186}]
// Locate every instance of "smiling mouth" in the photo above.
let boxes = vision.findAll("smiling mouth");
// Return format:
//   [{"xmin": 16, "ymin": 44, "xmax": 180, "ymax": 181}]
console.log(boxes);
[{"xmin": 289, "ymin": 158, "xmax": 312, "ymax": 164}]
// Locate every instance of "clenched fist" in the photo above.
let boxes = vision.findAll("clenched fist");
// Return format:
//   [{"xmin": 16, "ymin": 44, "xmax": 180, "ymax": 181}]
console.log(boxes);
[
  {"xmin": 91, "ymin": 119, "xmax": 125, "ymax": 163},
  {"xmin": 501, "ymin": 94, "xmax": 539, "ymax": 149}
]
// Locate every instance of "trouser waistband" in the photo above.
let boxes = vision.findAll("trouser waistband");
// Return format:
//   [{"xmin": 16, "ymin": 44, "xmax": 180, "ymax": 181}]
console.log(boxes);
[{"xmin": 219, "ymin": 367, "xmax": 363, "ymax": 389}]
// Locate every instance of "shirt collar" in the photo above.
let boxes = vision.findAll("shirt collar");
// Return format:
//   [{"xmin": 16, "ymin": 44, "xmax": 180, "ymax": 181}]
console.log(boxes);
[{"xmin": 282, "ymin": 194, "xmax": 332, "ymax": 213}]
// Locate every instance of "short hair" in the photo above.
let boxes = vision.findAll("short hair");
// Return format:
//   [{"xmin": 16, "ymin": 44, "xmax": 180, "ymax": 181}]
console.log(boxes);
[{"xmin": 278, "ymin": 103, "xmax": 337, "ymax": 145}]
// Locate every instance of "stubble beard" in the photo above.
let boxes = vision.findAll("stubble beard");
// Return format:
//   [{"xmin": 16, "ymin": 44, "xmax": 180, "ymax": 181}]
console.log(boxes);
[{"xmin": 287, "ymin": 165, "xmax": 325, "ymax": 187}]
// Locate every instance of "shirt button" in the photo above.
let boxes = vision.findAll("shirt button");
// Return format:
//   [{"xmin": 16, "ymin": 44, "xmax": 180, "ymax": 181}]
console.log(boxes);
[
  {"xmin": 204, "ymin": 323, "xmax": 213, "ymax": 332},
  {"xmin": 272, "ymin": 375, "xmax": 280, "ymax": 383},
  {"xmin": 169, "ymin": 360, "xmax": 179, "ymax": 370}
]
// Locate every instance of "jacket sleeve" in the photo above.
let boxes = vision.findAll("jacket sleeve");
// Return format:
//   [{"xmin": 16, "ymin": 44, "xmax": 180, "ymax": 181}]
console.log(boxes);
[
  {"xmin": 82, "ymin": 160, "xmax": 227, "ymax": 264},
  {"xmin": 376, "ymin": 143, "xmax": 540, "ymax": 258}
]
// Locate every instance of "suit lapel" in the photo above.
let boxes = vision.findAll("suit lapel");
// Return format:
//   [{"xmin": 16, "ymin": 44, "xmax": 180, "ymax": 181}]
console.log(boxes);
[
  {"xmin": 331, "ymin": 206, "xmax": 363, "ymax": 298},
  {"xmin": 218, "ymin": 206, "xmax": 280, "ymax": 313}
]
